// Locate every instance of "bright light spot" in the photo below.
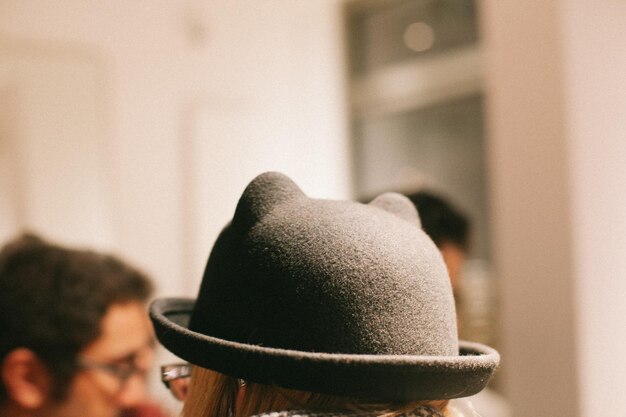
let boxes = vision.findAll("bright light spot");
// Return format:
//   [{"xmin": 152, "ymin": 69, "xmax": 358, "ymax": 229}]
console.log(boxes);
[{"xmin": 404, "ymin": 22, "xmax": 435, "ymax": 53}]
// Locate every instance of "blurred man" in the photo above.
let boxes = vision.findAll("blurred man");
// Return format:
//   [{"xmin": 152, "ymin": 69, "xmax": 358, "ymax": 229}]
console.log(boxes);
[
  {"xmin": 406, "ymin": 190, "xmax": 511, "ymax": 417},
  {"xmin": 405, "ymin": 190, "xmax": 469, "ymax": 290},
  {"xmin": 0, "ymin": 233, "xmax": 161, "ymax": 417}
]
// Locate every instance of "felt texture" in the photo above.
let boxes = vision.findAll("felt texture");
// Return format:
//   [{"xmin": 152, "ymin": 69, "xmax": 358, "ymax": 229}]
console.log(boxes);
[{"xmin": 150, "ymin": 172, "xmax": 499, "ymax": 401}]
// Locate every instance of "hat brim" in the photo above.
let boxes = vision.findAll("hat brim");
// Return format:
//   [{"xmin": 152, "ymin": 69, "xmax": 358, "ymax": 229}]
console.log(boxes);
[{"xmin": 150, "ymin": 297, "xmax": 500, "ymax": 402}]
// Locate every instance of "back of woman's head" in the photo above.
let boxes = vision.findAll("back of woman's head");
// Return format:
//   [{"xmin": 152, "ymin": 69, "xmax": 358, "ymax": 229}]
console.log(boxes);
[
  {"xmin": 150, "ymin": 172, "xmax": 498, "ymax": 417},
  {"xmin": 183, "ymin": 367, "xmax": 449, "ymax": 417}
]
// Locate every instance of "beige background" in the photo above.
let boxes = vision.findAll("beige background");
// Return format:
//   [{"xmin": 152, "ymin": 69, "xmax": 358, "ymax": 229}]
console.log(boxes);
[{"xmin": 2, "ymin": 1, "xmax": 626, "ymax": 416}]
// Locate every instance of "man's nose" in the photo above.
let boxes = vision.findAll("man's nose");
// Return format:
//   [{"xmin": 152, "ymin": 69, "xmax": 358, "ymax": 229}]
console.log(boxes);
[{"xmin": 117, "ymin": 374, "xmax": 148, "ymax": 408}]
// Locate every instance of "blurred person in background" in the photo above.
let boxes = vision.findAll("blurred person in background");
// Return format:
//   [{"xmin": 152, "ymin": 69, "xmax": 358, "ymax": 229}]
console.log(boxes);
[
  {"xmin": 0, "ymin": 233, "xmax": 167, "ymax": 417},
  {"xmin": 405, "ymin": 191, "xmax": 469, "ymax": 293},
  {"xmin": 405, "ymin": 190, "xmax": 511, "ymax": 417}
]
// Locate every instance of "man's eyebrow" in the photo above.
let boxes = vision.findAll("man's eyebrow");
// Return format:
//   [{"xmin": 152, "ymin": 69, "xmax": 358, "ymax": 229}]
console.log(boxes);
[{"xmin": 109, "ymin": 352, "xmax": 137, "ymax": 365}]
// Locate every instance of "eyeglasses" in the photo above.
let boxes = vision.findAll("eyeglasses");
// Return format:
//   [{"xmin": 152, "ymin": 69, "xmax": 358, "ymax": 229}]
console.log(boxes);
[
  {"xmin": 78, "ymin": 357, "xmax": 148, "ymax": 389},
  {"xmin": 161, "ymin": 363, "xmax": 192, "ymax": 401},
  {"xmin": 160, "ymin": 363, "xmax": 249, "ymax": 402}
]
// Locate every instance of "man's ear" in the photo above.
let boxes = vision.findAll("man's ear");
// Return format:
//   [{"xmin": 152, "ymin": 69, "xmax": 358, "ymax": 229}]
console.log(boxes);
[{"xmin": 1, "ymin": 348, "xmax": 52, "ymax": 409}]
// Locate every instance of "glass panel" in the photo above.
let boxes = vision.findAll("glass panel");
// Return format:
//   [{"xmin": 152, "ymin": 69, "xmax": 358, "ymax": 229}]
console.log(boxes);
[
  {"xmin": 353, "ymin": 94, "xmax": 489, "ymax": 259},
  {"xmin": 348, "ymin": 0, "xmax": 478, "ymax": 75}
]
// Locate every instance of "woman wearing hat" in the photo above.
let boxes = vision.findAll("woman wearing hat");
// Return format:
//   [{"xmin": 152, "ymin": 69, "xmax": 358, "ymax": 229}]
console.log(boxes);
[{"xmin": 150, "ymin": 172, "xmax": 499, "ymax": 417}]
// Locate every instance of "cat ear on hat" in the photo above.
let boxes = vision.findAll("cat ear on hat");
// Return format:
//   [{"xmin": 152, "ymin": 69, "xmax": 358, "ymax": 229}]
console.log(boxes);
[
  {"xmin": 232, "ymin": 171, "xmax": 305, "ymax": 231},
  {"xmin": 368, "ymin": 192, "xmax": 422, "ymax": 228}
]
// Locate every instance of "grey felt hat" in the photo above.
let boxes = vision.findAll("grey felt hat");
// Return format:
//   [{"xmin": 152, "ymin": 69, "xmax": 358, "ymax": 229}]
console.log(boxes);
[{"xmin": 150, "ymin": 172, "xmax": 499, "ymax": 402}]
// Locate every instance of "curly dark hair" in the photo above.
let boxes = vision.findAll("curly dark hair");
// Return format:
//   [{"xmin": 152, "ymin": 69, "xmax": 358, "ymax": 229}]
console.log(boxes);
[
  {"xmin": 405, "ymin": 191, "xmax": 469, "ymax": 252},
  {"xmin": 0, "ymin": 233, "xmax": 153, "ymax": 402}
]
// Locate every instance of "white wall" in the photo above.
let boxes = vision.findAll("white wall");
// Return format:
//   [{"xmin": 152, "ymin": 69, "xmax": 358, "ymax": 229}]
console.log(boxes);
[
  {"xmin": 563, "ymin": 2, "xmax": 626, "ymax": 416},
  {"xmin": 0, "ymin": 0, "xmax": 350, "ymax": 409},
  {"xmin": 481, "ymin": 1, "xmax": 626, "ymax": 416},
  {"xmin": 0, "ymin": 0, "xmax": 350, "ymax": 293},
  {"xmin": 0, "ymin": 46, "xmax": 115, "ymax": 247},
  {"xmin": 480, "ymin": 2, "xmax": 579, "ymax": 416}
]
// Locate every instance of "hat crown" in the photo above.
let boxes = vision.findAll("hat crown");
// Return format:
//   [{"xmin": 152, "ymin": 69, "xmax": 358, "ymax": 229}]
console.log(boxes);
[{"xmin": 189, "ymin": 172, "xmax": 458, "ymax": 358}]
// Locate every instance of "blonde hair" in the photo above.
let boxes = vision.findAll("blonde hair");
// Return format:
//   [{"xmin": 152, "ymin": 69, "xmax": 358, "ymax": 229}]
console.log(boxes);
[{"xmin": 182, "ymin": 366, "xmax": 449, "ymax": 417}]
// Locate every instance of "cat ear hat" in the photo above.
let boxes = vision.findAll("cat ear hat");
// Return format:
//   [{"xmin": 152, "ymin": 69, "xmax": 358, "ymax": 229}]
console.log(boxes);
[{"xmin": 150, "ymin": 172, "xmax": 499, "ymax": 402}]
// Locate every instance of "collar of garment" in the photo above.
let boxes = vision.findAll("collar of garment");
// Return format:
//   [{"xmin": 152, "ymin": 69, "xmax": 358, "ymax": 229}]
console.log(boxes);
[{"xmin": 248, "ymin": 407, "xmax": 445, "ymax": 417}]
